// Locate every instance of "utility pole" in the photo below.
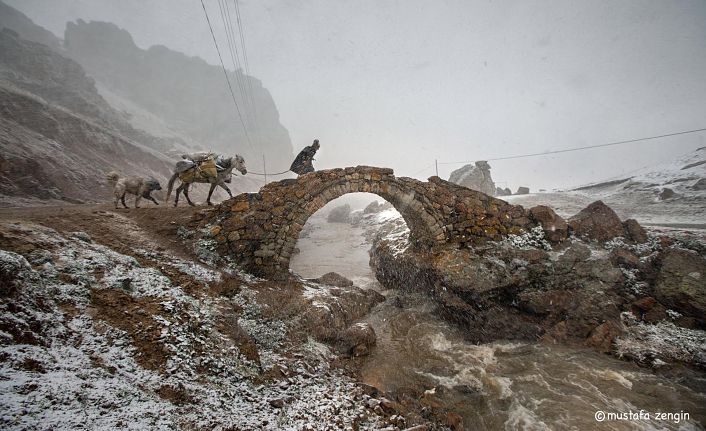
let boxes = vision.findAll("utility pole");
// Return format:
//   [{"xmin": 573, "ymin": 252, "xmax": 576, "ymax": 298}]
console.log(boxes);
[
  {"xmin": 435, "ymin": 159, "xmax": 439, "ymax": 177},
  {"xmin": 262, "ymin": 154, "xmax": 267, "ymax": 184}
]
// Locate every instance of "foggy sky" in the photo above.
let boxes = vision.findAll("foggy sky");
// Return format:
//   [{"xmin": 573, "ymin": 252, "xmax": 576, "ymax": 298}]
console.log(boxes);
[{"xmin": 8, "ymin": 0, "xmax": 706, "ymax": 190}]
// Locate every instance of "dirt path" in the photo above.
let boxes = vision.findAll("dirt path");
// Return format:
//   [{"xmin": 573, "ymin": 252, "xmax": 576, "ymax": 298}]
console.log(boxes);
[{"xmin": 0, "ymin": 203, "xmax": 212, "ymax": 260}]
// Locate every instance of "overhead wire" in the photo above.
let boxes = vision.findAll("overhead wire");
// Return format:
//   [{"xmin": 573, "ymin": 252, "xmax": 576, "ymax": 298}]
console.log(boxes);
[
  {"xmin": 410, "ymin": 162, "xmax": 436, "ymax": 177},
  {"xmin": 199, "ymin": 0, "xmax": 255, "ymax": 152},
  {"xmin": 233, "ymin": 0, "xmax": 258, "ymax": 118},
  {"xmin": 248, "ymin": 169, "xmax": 291, "ymax": 176},
  {"xmin": 221, "ymin": 0, "xmax": 267, "ymax": 178},
  {"xmin": 218, "ymin": 0, "xmax": 254, "ymax": 126},
  {"xmin": 213, "ymin": 0, "xmax": 259, "ymax": 136},
  {"xmin": 438, "ymin": 127, "xmax": 706, "ymax": 165}
]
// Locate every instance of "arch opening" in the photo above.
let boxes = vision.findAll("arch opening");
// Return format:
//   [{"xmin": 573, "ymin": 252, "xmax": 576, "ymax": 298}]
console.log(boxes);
[
  {"xmin": 277, "ymin": 179, "xmax": 444, "ymax": 277},
  {"xmin": 289, "ymin": 193, "xmax": 409, "ymax": 284}
]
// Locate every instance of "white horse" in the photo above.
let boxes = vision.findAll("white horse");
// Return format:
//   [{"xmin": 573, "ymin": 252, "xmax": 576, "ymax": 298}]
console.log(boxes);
[{"xmin": 165, "ymin": 154, "xmax": 247, "ymax": 206}]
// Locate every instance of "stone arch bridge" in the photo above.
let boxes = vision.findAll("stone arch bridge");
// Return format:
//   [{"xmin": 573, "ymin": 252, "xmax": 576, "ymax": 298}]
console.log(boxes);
[{"xmin": 207, "ymin": 166, "xmax": 538, "ymax": 279}]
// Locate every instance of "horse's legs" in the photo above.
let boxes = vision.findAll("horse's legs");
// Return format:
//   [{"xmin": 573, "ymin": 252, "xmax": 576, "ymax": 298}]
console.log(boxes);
[
  {"xmin": 217, "ymin": 182, "xmax": 233, "ymax": 198},
  {"xmin": 207, "ymin": 183, "xmax": 217, "ymax": 206},
  {"xmin": 134, "ymin": 194, "xmax": 142, "ymax": 209},
  {"xmin": 183, "ymin": 184, "xmax": 195, "ymax": 206},
  {"xmin": 174, "ymin": 184, "xmax": 184, "ymax": 207},
  {"xmin": 121, "ymin": 194, "xmax": 128, "ymax": 209}
]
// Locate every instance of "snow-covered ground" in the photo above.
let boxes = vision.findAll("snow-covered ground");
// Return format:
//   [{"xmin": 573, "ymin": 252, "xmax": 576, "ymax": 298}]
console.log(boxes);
[
  {"xmin": 0, "ymin": 221, "xmax": 399, "ymax": 430},
  {"xmin": 505, "ymin": 147, "xmax": 706, "ymax": 227}
]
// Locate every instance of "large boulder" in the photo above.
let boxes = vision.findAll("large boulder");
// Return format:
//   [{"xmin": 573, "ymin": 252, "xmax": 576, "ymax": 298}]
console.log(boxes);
[
  {"xmin": 448, "ymin": 161, "xmax": 496, "ymax": 196},
  {"xmin": 529, "ymin": 205, "xmax": 568, "ymax": 243},
  {"xmin": 515, "ymin": 186, "xmax": 530, "ymax": 195},
  {"xmin": 568, "ymin": 200, "xmax": 625, "ymax": 242},
  {"xmin": 312, "ymin": 272, "xmax": 354, "ymax": 287},
  {"xmin": 653, "ymin": 249, "xmax": 706, "ymax": 323},
  {"xmin": 623, "ymin": 219, "xmax": 648, "ymax": 243},
  {"xmin": 495, "ymin": 187, "xmax": 511, "ymax": 197},
  {"xmin": 327, "ymin": 204, "xmax": 352, "ymax": 223},
  {"xmin": 338, "ymin": 322, "xmax": 376, "ymax": 356}
]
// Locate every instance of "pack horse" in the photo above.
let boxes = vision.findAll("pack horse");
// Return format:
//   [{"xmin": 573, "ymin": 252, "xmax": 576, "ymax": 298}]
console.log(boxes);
[{"xmin": 166, "ymin": 153, "xmax": 247, "ymax": 206}]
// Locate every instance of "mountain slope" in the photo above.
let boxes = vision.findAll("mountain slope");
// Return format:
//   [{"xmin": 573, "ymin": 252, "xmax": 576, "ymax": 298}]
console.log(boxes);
[
  {"xmin": 63, "ymin": 20, "xmax": 293, "ymax": 171},
  {"xmin": 0, "ymin": 0, "xmax": 61, "ymax": 51},
  {"xmin": 0, "ymin": 28, "xmax": 180, "ymax": 205}
]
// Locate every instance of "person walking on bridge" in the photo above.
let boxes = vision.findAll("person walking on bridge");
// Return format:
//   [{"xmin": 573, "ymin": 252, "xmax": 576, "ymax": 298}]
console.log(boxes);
[{"xmin": 290, "ymin": 139, "xmax": 320, "ymax": 175}]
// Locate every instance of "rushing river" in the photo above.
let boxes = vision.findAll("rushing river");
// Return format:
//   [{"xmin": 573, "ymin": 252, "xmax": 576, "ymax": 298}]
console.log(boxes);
[{"xmin": 290, "ymin": 211, "xmax": 706, "ymax": 430}]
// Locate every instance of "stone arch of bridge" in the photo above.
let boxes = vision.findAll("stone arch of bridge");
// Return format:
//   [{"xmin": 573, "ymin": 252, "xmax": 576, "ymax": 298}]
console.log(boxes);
[
  {"xmin": 277, "ymin": 177, "xmax": 446, "ymax": 272},
  {"xmin": 215, "ymin": 166, "xmax": 533, "ymax": 280}
]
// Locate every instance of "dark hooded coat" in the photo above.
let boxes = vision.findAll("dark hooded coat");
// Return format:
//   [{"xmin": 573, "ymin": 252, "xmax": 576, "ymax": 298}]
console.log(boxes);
[{"xmin": 290, "ymin": 144, "xmax": 318, "ymax": 174}]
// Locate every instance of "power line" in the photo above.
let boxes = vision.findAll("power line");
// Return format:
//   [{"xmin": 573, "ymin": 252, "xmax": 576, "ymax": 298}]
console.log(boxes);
[
  {"xmin": 410, "ymin": 162, "xmax": 435, "ymax": 177},
  {"xmin": 199, "ymin": 0, "xmax": 255, "ymax": 152},
  {"xmin": 249, "ymin": 169, "xmax": 291, "ymax": 176},
  {"xmin": 233, "ymin": 0, "xmax": 258, "ymax": 118},
  {"xmin": 216, "ymin": 0, "xmax": 249, "ymax": 117},
  {"xmin": 230, "ymin": 0, "xmax": 263, "ymax": 176},
  {"xmin": 438, "ymin": 127, "xmax": 706, "ymax": 165},
  {"xmin": 218, "ymin": 0, "xmax": 259, "ymax": 128}
]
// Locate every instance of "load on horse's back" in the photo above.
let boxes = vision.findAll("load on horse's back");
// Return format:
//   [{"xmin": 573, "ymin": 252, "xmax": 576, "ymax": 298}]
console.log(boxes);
[
  {"xmin": 177, "ymin": 157, "xmax": 218, "ymax": 183},
  {"xmin": 166, "ymin": 152, "xmax": 247, "ymax": 206}
]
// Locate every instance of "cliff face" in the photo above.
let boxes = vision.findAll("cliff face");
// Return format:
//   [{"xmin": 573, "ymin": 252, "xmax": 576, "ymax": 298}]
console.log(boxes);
[{"xmin": 64, "ymin": 20, "xmax": 293, "ymax": 171}]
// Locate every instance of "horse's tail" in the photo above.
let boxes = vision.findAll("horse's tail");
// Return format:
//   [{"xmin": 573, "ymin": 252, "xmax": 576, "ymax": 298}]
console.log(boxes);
[
  {"xmin": 106, "ymin": 171, "xmax": 120, "ymax": 185},
  {"xmin": 165, "ymin": 172, "xmax": 179, "ymax": 203}
]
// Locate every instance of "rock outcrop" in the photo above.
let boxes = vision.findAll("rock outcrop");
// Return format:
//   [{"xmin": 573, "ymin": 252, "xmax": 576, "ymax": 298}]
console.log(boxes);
[
  {"xmin": 327, "ymin": 204, "xmax": 352, "ymax": 223},
  {"xmin": 448, "ymin": 161, "xmax": 496, "ymax": 196},
  {"xmin": 568, "ymin": 200, "xmax": 626, "ymax": 242},
  {"xmin": 515, "ymin": 186, "xmax": 530, "ymax": 195},
  {"xmin": 567, "ymin": 200, "xmax": 649, "ymax": 243},
  {"xmin": 495, "ymin": 187, "xmax": 512, "ymax": 196},
  {"xmin": 528, "ymin": 205, "xmax": 568, "ymax": 243},
  {"xmin": 338, "ymin": 323, "xmax": 377, "ymax": 357},
  {"xmin": 312, "ymin": 272, "xmax": 354, "ymax": 287},
  {"xmin": 653, "ymin": 248, "xmax": 706, "ymax": 321},
  {"xmin": 369, "ymin": 198, "xmax": 705, "ymax": 367},
  {"xmin": 363, "ymin": 200, "xmax": 392, "ymax": 214},
  {"xmin": 623, "ymin": 219, "xmax": 648, "ymax": 243}
]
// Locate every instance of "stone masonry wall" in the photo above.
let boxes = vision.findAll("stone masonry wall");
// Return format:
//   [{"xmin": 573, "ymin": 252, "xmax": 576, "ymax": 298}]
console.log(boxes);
[{"xmin": 207, "ymin": 166, "xmax": 535, "ymax": 279}]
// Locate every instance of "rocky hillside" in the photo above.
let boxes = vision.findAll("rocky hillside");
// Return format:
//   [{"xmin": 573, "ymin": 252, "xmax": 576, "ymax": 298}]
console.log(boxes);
[
  {"xmin": 64, "ymin": 20, "xmax": 293, "ymax": 171},
  {"xmin": 0, "ymin": 7, "xmax": 268, "ymax": 207},
  {"xmin": 0, "ymin": 29, "xmax": 185, "ymax": 206}
]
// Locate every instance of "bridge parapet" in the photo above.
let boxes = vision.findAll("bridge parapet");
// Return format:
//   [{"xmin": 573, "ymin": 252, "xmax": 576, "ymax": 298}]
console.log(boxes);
[{"xmin": 208, "ymin": 166, "xmax": 534, "ymax": 279}]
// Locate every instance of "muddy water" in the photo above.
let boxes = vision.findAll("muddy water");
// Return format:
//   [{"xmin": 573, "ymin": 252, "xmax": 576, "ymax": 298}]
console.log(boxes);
[{"xmin": 290, "ymin": 213, "xmax": 706, "ymax": 430}]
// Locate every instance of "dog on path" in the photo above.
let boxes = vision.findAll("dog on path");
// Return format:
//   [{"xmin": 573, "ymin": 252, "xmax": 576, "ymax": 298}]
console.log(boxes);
[{"xmin": 106, "ymin": 171, "xmax": 162, "ymax": 209}]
